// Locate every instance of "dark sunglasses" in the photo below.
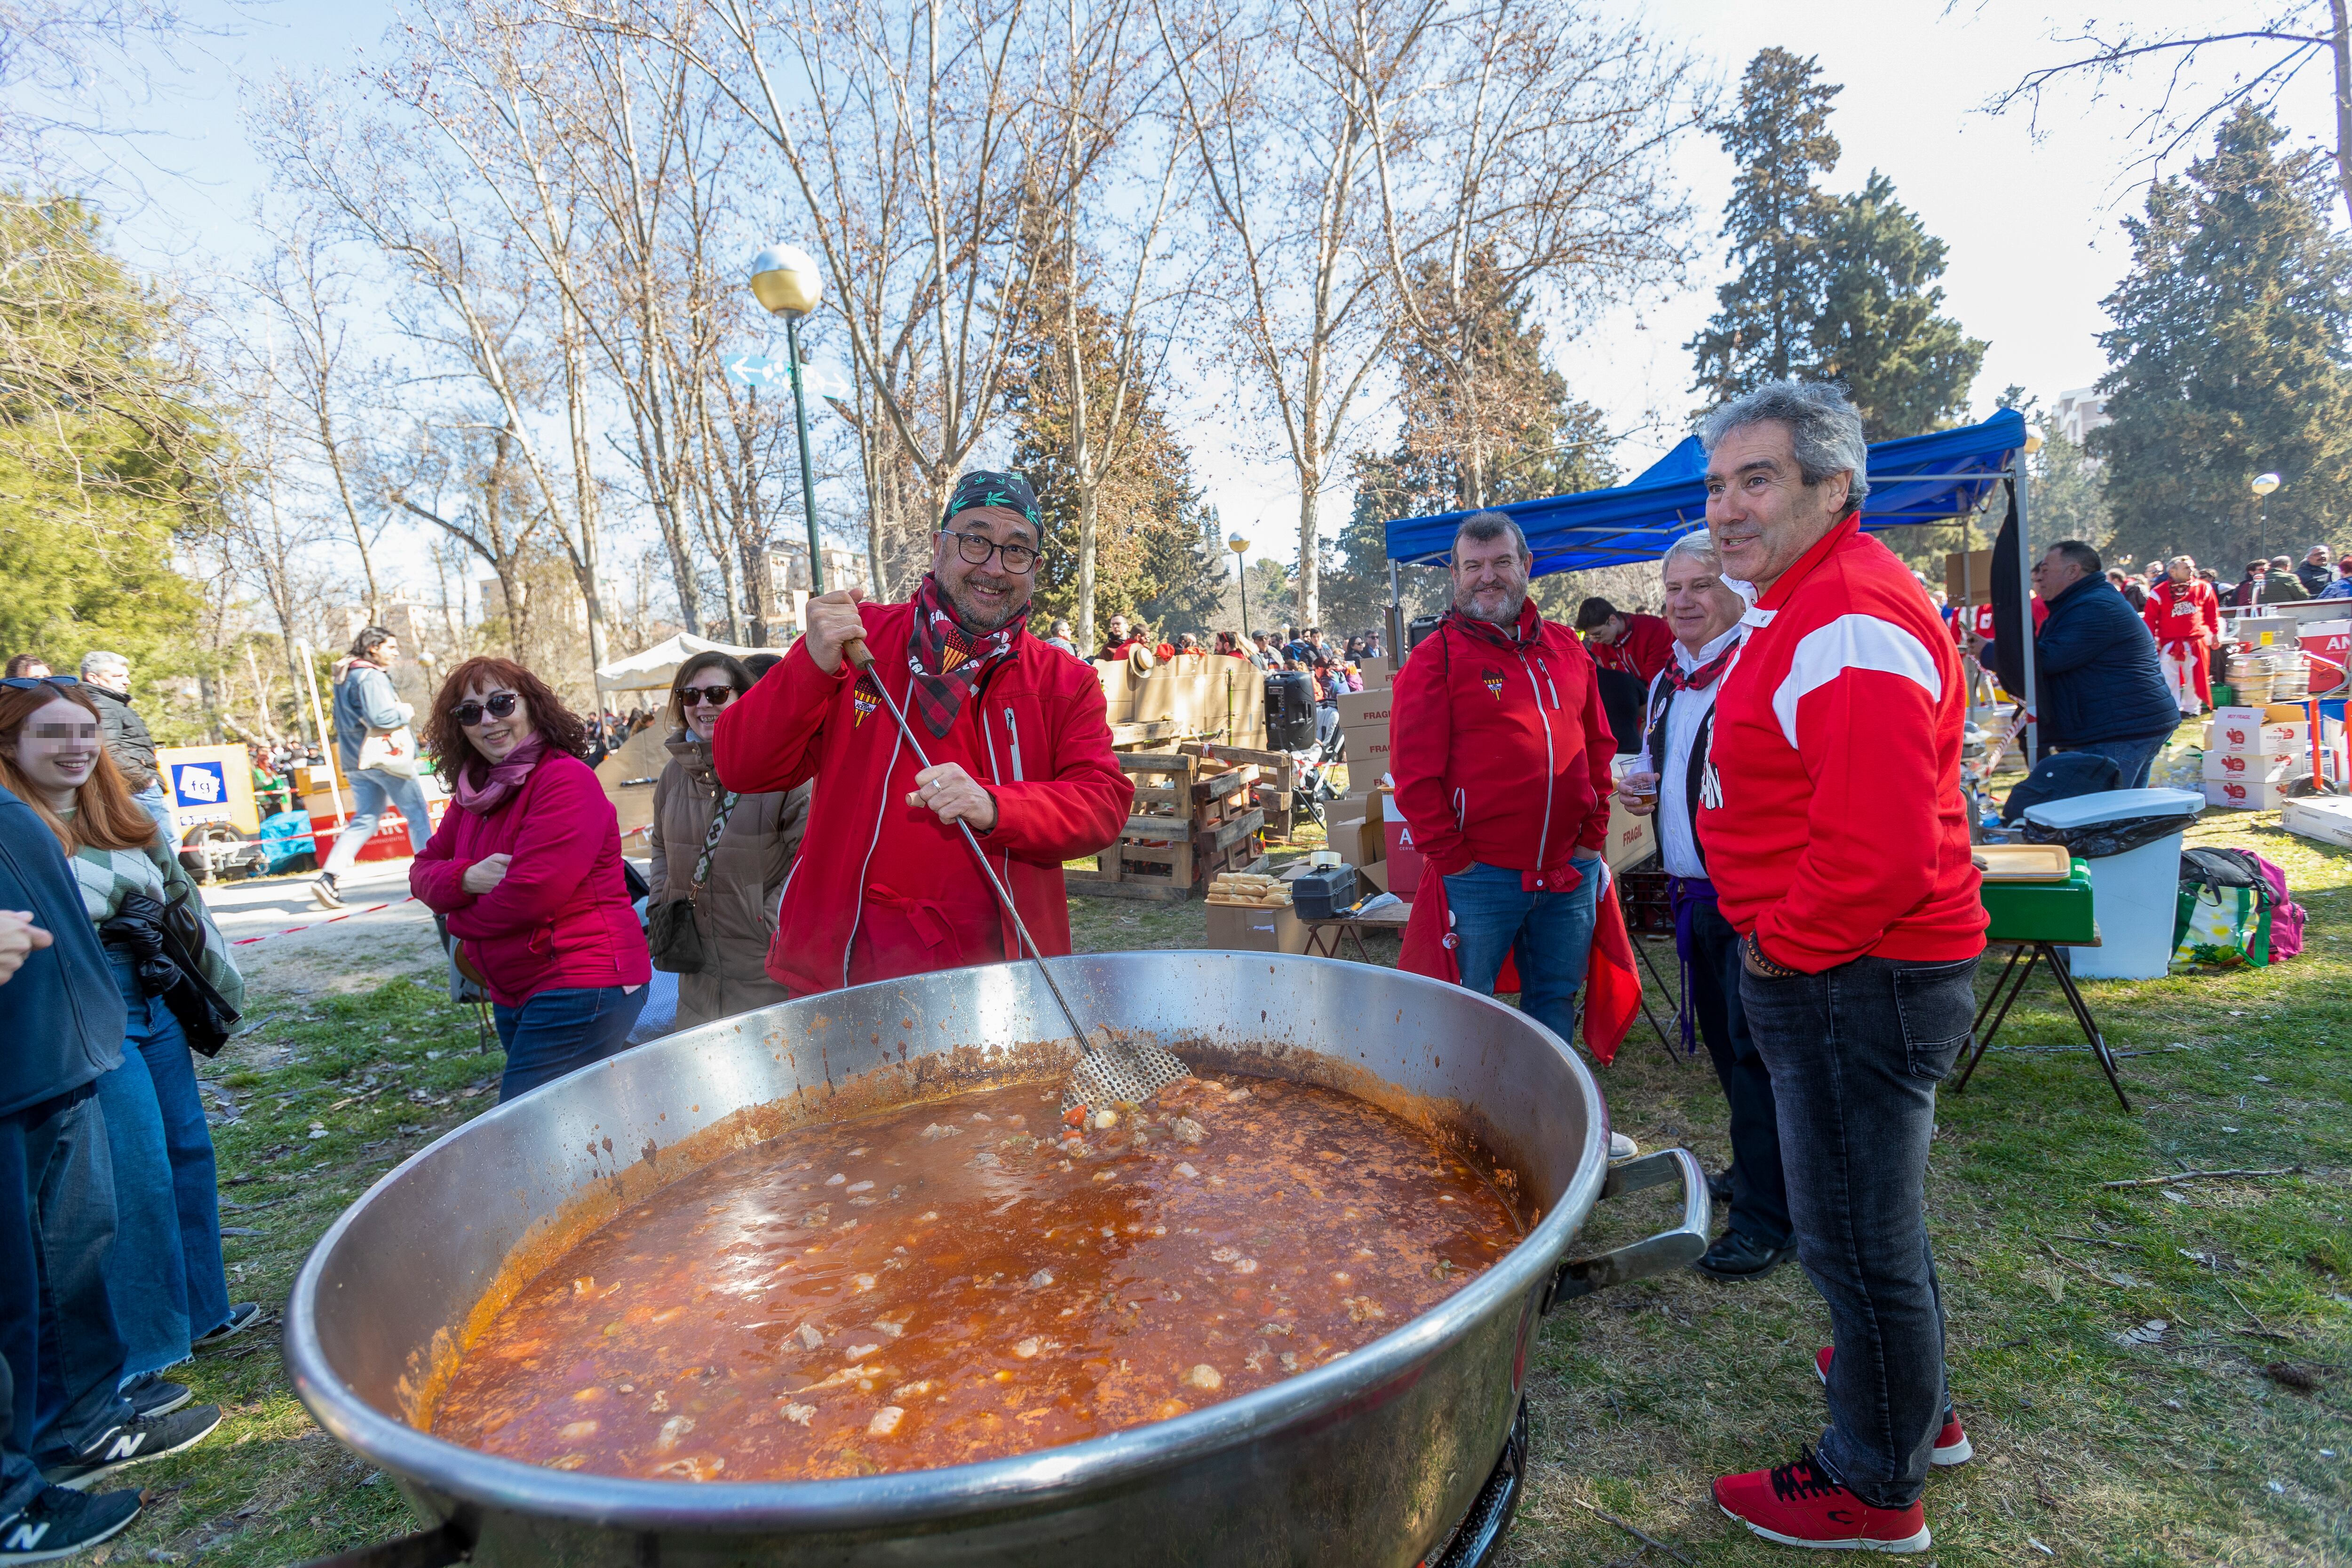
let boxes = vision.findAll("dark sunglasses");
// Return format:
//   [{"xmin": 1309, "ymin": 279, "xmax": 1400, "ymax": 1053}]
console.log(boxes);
[
  {"xmin": 452, "ymin": 691, "xmax": 521, "ymax": 727},
  {"xmin": 678, "ymin": 684, "xmax": 738, "ymax": 708},
  {"xmin": 0, "ymin": 674, "xmax": 78, "ymax": 691},
  {"xmin": 940, "ymin": 530, "xmax": 1039, "ymax": 574}
]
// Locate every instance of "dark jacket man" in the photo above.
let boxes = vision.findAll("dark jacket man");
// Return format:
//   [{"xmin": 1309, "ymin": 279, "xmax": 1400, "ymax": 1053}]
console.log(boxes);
[
  {"xmin": 2034, "ymin": 572, "xmax": 2179, "ymax": 748},
  {"xmin": 83, "ymin": 683, "xmax": 159, "ymax": 793},
  {"xmin": 0, "ymin": 783, "xmax": 124, "ymax": 1117}
]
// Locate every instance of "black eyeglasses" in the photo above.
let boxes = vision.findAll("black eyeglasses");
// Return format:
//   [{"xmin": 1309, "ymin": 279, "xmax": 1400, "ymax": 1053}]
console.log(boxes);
[
  {"xmin": 0, "ymin": 674, "xmax": 78, "ymax": 691},
  {"xmin": 452, "ymin": 691, "xmax": 521, "ymax": 727},
  {"xmin": 939, "ymin": 530, "xmax": 1039, "ymax": 574},
  {"xmin": 678, "ymin": 684, "xmax": 738, "ymax": 708}
]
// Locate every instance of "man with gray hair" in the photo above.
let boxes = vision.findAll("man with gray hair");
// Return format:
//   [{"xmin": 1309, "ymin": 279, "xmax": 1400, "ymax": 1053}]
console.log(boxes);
[
  {"xmin": 1614, "ymin": 533, "xmax": 1792, "ymax": 1282},
  {"xmin": 1388, "ymin": 509, "xmax": 1616, "ymax": 1052},
  {"xmin": 78, "ymin": 652, "xmax": 171, "ymax": 845},
  {"xmin": 1694, "ymin": 382, "xmax": 1984, "ymax": 1553}
]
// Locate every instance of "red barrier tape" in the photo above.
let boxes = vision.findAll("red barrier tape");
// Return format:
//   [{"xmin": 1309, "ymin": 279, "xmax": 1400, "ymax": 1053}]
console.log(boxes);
[{"xmin": 229, "ymin": 895, "xmax": 419, "ymax": 946}]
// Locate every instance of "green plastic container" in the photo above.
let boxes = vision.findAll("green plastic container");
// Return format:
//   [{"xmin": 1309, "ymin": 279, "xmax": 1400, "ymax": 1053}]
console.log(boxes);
[{"xmin": 1979, "ymin": 857, "xmax": 2097, "ymax": 946}]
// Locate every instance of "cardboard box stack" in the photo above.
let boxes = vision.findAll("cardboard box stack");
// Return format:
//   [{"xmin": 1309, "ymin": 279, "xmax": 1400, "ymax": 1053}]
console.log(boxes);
[{"xmin": 2204, "ymin": 703, "xmax": 2326, "ymax": 810}]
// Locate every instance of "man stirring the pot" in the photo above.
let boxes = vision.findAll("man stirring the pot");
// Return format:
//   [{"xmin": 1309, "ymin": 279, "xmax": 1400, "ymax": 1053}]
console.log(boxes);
[
  {"xmin": 1697, "ymin": 382, "xmax": 1984, "ymax": 1554},
  {"xmin": 713, "ymin": 471, "xmax": 1133, "ymax": 994}
]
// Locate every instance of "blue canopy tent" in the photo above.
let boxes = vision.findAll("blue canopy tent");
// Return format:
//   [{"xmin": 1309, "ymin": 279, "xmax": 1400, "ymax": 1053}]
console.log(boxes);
[
  {"xmin": 1379, "ymin": 406, "xmax": 2044, "ymax": 757},
  {"xmin": 1382, "ymin": 406, "xmax": 2027, "ymax": 574}
]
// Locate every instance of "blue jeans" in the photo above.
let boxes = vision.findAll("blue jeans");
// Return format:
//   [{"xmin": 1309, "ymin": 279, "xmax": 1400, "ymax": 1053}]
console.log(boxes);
[
  {"xmin": 2058, "ymin": 733, "xmax": 2167, "ymax": 790},
  {"xmin": 127, "ymin": 973, "xmax": 233, "ymax": 1341},
  {"xmin": 323, "ymin": 766, "xmax": 434, "ymax": 877},
  {"xmin": 131, "ymin": 783, "xmax": 175, "ymax": 851},
  {"xmin": 1739, "ymin": 952, "xmax": 1980, "ymax": 1509},
  {"xmin": 1442, "ymin": 858, "xmax": 1601, "ymax": 1048},
  {"xmin": 493, "ymin": 986, "xmax": 649, "ymax": 1103},
  {"xmin": 3, "ymin": 1085, "xmax": 132, "ymax": 1495},
  {"xmin": 90, "ymin": 966, "xmax": 190, "ymax": 1379}
]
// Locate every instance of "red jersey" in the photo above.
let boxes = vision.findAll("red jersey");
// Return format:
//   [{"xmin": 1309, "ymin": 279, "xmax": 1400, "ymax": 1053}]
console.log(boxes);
[
  {"xmin": 1588, "ymin": 611, "xmax": 1674, "ymax": 685},
  {"xmin": 1699, "ymin": 514, "xmax": 1986, "ymax": 972},
  {"xmin": 2144, "ymin": 577, "xmax": 2220, "ymax": 647}
]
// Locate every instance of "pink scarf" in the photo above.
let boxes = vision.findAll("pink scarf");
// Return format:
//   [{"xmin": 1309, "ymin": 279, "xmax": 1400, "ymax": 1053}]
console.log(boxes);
[{"xmin": 455, "ymin": 736, "xmax": 546, "ymax": 815}]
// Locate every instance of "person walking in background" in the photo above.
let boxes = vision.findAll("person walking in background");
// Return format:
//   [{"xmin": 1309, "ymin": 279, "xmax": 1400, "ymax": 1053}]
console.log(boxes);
[
  {"xmin": 2296, "ymin": 545, "xmax": 2333, "ymax": 597},
  {"xmin": 1042, "ymin": 619, "xmax": 1081, "ymax": 659},
  {"xmin": 1696, "ymin": 382, "xmax": 1983, "ymax": 1553},
  {"xmin": 648, "ymin": 653, "xmax": 804, "ymax": 1032},
  {"xmin": 2145, "ymin": 555, "xmax": 2222, "ymax": 716},
  {"xmin": 1574, "ymin": 597, "xmax": 1675, "ymax": 685},
  {"xmin": 77, "ymin": 653, "xmax": 172, "ymax": 848},
  {"xmin": 411, "ymin": 658, "xmax": 650, "ymax": 1102},
  {"xmin": 311, "ymin": 627, "xmax": 434, "ymax": 910},
  {"xmin": 0, "ymin": 679, "xmax": 245, "ymax": 1483},
  {"xmin": 1615, "ymin": 534, "xmax": 1794, "ymax": 1283},
  {"xmin": 0, "ymin": 780, "xmax": 173, "ymax": 1559},
  {"xmin": 2032, "ymin": 541, "xmax": 2183, "ymax": 788},
  {"xmin": 1389, "ymin": 510, "xmax": 1616, "ymax": 1051},
  {"xmin": 2262, "ymin": 555, "xmax": 2309, "ymax": 602}
]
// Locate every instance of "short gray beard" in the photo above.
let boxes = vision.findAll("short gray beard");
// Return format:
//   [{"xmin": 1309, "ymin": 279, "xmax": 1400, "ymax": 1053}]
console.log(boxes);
[
  {"xmin": 1453, "ymin": 584, "xmax": 1527, "ymax": 626},
  {"xmin": 942, "ymin": 575, "xmax": 1029, "ymax": 634}
]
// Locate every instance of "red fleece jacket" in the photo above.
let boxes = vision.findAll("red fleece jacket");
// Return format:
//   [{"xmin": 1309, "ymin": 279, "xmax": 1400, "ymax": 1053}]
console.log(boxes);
[
  {"xmin": 410, "ymin": 755, "xmax": 650, "ymax": 1008},
  {"xmin": 1699, "ymin": 514, "xmax": 1986, "ymax": 972},
  {"xmin": 1387, "ymin": 602, "xmax": 1616, "ymax": 890},
  {"xmin": 1589, "ymin": 612, "xmax": 1674, "ymax": 685},
  {"xmin": 712, "ymin": 602, "xmax": 1134, "ymax": 996}
]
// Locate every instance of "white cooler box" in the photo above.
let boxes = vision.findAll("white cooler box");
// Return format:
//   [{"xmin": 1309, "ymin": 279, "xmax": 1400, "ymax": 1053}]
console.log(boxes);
[{"xmin": 2020, "ymin": 788, "xmax": 2203, "ymax": 980}]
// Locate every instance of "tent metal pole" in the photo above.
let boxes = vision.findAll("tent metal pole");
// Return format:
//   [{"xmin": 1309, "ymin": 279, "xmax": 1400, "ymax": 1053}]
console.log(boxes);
[
  {"xmin": 1387, "ymin": 558, "xmax": 1402, "ymax": 655},
  {"xmin": 2014, "ymin": 457, "xmax": 2038, "ymax": 769}
]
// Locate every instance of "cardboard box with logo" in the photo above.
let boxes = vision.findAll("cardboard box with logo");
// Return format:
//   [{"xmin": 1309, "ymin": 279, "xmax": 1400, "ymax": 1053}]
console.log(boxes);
[
  {"xmin": 2208, "ymin": 706, "xmax": 2311, "ymax": 756},
  {"xmin": 2205, "ymin": 776, "xmax": 2288, "ymax": 811}
]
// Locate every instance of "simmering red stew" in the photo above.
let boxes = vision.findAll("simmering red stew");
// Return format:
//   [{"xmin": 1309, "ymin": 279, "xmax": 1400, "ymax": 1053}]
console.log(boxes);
[{"xmin": 429, "ymin": 1075, "xmax": 1520, "ymax": 1480}]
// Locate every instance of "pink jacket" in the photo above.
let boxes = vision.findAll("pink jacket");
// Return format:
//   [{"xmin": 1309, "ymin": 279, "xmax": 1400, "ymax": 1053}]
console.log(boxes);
[{"xmin": 410, "ymin": 754, "xmax": 650, "ymax": 1008}]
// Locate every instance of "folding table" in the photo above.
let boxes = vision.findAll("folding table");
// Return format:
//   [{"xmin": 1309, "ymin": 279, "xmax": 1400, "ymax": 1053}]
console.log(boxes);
[{"xmin": 1953, "ymin": 856, "xmax": 2133, "ymax": 1112}]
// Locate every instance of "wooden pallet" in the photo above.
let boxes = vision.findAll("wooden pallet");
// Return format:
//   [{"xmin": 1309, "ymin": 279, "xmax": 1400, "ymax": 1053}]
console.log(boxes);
[{"xmin": 1186, "ymin": 741, "xmax": 1294, "ymax": 840}]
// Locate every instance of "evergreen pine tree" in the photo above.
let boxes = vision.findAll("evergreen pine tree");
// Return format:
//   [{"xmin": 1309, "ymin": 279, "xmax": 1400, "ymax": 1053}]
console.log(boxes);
[
  {"xmin": 1686, "ymin": 48, "xmax": 1842, "ymax": 402},
  {"xmin": 1811, "ymin": 172, "xmax": 1986, "ymax": 439},
  {"xmin": 2096, "ymin": 104, "xmax": 2352, "ymax": 568}
]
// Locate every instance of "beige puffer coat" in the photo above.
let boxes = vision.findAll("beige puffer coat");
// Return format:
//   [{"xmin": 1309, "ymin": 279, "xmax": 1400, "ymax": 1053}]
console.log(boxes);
[{"xmin": 647, "ymin": 730, "xmax": 808, "ymax": 1029}]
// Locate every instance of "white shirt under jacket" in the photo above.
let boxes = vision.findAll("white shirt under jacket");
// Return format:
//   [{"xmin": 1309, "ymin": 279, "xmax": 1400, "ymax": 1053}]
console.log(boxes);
[{"xmin": 1633, "ymin": 624, "xmax": 1744, "ymax": 880}]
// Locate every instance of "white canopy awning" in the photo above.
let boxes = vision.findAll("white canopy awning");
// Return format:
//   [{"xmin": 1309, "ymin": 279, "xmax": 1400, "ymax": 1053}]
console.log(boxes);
[{"xmin": 594, "ymin": 632, "xmax": 768, "ymax": 693}]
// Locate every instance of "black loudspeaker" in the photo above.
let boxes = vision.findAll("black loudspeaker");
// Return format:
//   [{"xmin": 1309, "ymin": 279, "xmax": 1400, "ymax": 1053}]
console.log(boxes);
[
  {"xmin": 1407, "ymin": 613, "xmax": 1445, "ymax": 651},
  {"xmin": 1264, "ymin": 671, "xmax": 1317, "ymax": 750}
]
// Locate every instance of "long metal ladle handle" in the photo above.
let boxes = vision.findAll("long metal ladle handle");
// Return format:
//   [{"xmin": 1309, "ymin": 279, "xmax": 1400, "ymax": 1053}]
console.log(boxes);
[{"xmin": 842, "ymin": 637, "xmax": 1100, "ymax": 1056}]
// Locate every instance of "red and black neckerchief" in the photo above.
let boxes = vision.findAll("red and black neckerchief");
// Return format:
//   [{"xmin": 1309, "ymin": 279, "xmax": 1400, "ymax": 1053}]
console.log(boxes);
[
  {"xmin": 1663, "ymin": 638, "xmax": 1739, "ymax": 693},
  {"xmin": 890, "ymin": 573, "xmax": 1017, "ymax": 740}
]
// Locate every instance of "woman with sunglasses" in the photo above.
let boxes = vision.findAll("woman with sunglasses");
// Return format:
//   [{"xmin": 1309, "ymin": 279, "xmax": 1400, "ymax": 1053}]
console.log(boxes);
[
  {"xmin": 410, "ymin": 658, "xmax": 649, "ymax": 1101},
  {"xmin": 0, "ymin": 677, "xmax": 251, "ymax": 1441},
  {"xmin": 646, "ymin": 653, "xmax": 805, "ymax": 1030}
]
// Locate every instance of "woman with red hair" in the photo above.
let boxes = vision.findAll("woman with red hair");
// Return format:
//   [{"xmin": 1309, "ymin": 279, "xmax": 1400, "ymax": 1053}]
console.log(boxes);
[{"xmin": 410, "ymin": 658, "xmax": 650, "ymax": 1101}]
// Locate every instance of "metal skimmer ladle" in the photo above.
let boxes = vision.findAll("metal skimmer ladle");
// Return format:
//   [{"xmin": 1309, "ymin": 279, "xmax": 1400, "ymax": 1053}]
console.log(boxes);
[{"xmin": 842, "ymin": 638, "xmax": 1190, "ymax": 1114}]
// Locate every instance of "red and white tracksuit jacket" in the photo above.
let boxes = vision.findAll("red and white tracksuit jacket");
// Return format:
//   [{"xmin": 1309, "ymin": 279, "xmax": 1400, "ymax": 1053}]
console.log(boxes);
[
  {"xmin": 2143, "ymin": 576, "xmax": 2219, "ymax": 708},
  {"xmin": 1700, "ymin": 514, "xmax": 1987, "ymax": 972}
]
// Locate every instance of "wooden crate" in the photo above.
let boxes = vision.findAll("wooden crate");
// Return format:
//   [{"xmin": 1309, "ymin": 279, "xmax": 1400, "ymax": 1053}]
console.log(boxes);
[
  {"xmin": 1068, "ymin": 752, "xmax": 1198, "ymax": 902},
  {"xmin": 1187, "ymin": 742, "xmax": 1295, "ymax": 842}
]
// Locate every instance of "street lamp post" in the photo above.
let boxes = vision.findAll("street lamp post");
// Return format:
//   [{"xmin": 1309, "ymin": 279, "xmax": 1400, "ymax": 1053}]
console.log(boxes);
[
  {"xmin": 749, "ymin": 244, "xmax": 827, "ymax": 602},
  {"xmin": 2252, "ymin": 471, "xmax": 2282, "ymax": 569},
  {"xmin": 1228, "ymin": 534, "xmax": 1251, "ymax": 639}
]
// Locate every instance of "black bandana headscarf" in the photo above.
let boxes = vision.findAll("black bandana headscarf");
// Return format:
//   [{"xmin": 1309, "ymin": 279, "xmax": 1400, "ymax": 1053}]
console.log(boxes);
[{"xmin": 942, "ymin": 469, "xmax": 1041, "ymax": 530}]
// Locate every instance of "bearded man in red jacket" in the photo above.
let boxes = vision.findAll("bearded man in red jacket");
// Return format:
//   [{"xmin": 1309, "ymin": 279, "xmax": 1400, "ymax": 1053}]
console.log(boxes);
[
  {"xmin": 1697, "ymin": 382, "xmax": 1986, "ymax": 1555},
  {"xmin": 713, "ymin": 471, "xmax": 1133, "ymax": 995},
  {"xmin": 1388, "ymin": 511, "xmax": 1616, "ymax": 1050}
]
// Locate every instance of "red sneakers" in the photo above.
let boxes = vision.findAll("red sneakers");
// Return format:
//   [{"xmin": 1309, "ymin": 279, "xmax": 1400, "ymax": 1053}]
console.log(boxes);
[
  {"xmin": 1714, "ymin": 1450, "xmax": 1931, "ymax": 1553},
  {"xmin": 1815, "ymin": 1347, "xmax": 1974, "ymax": 1465}
]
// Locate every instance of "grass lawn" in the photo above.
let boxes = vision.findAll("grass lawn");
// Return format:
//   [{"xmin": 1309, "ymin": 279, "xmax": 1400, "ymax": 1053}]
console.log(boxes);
[{"xmin": 82, "ymin": 814, "xmax": 2349, "ymax": 1566}]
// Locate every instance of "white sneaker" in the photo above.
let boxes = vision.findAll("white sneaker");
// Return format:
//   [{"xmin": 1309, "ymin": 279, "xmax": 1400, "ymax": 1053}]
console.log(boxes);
[
  {"xmin": 1609, "ymin": 1132, "xmax": 1639, "ymax": 1160},
  {"xmin": 309, "ymin": 875, "xmax": 344, "ymax": 910}
]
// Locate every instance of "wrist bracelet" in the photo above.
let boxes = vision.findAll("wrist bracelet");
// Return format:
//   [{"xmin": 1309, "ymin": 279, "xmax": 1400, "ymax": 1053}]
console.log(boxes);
[{"xmin": 1745, "ymin": 932, "xmax": 1799, "ymax": 979}]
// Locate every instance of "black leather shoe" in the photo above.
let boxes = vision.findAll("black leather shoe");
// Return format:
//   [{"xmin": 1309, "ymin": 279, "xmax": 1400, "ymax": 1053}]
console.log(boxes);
[
  {"xmin": 1694, "ymin": 1229, "xmax": 1799, "ymax": 1280},
  {"xmin": 1707, "ymin": 1166, "xmax": 1734, "ymax": 1208}
]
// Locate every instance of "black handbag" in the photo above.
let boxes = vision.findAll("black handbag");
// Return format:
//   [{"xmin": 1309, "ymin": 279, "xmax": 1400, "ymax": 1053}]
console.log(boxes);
[
  {"xmin": 102, "ymin": 889, "xmax": 241, "ymax": 1057},
  {"xmin": 648, "ymin": 789, "xmax": 738, "ymax": 975}
]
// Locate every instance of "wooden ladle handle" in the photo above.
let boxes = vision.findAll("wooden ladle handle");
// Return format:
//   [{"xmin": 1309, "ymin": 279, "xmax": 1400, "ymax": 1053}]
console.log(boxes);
[{"xmin": 842, "ymin": 637, "xmax": 875, "ymax": 671}]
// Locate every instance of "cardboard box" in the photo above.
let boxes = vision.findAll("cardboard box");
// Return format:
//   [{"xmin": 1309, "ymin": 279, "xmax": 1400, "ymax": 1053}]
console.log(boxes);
[
  {"xmin": 1335, "ymin": 689, "xmax": 1391, "ymax": 730},
  {"xmin": 1601, "ymin": 797, "xmax": 1657, "ymax": 872},
  {"xmin": 1944, "ymin": 550, "xmax": 1995, "ymax": 604},
  {"xmin": 1356, "ymin": 656, "xmax": 1393, "ymax": 690},
  {"xmin": 2209, "ymin": 707, "xmax": 2310, "ymax": 755},
  {"xmin": 1383, "ymin": 819, "xmax": 1426, "ymax": 896},
  {"xmin": 1205, "ymin": 899, "xmax": 1310, "ymax": 954},
  {"xmin": 1357, "ymin": 859, "xmax": 1391, "ymax": 893},
  {"xmin": 2283, "ymin": 795, "xmax": 2352, "ymax": 848},
  {"xmin": 1340, "ymin": 723, "xmax": 1392, "ymax": 772},
  {"xmin": 2202, "ymin": 750, "xmax": 2297, "ymax": 783},
  {"xmin": 2204, "ymin": 777, "xmax": 2287, "ymax": 810}
]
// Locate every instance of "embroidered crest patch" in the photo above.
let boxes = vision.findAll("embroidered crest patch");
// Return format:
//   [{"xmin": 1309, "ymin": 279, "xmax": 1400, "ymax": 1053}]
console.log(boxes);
[
  {"xmin": 1480, "ymin": 668, "xmax": 1505, "ymax": 699},
  {"xmin": 852, "ymin": 676, "xmax": 881, "ymax": 727}
]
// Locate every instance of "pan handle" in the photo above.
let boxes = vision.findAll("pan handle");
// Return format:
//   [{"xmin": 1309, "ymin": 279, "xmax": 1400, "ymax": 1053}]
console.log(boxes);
[
  {"xmin": 1543, "ymin": 1147, "xmax": 1710, "ymax": 1311},
  {"xmin": 295, "ymin": 1521, "xmax": 472, "ymax": 1568}
]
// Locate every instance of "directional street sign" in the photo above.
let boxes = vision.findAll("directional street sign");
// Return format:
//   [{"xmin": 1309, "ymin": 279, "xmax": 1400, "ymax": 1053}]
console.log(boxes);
[{"xmin": 722, "ymin": 353, "xmax": 851, "ymax": 399}]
